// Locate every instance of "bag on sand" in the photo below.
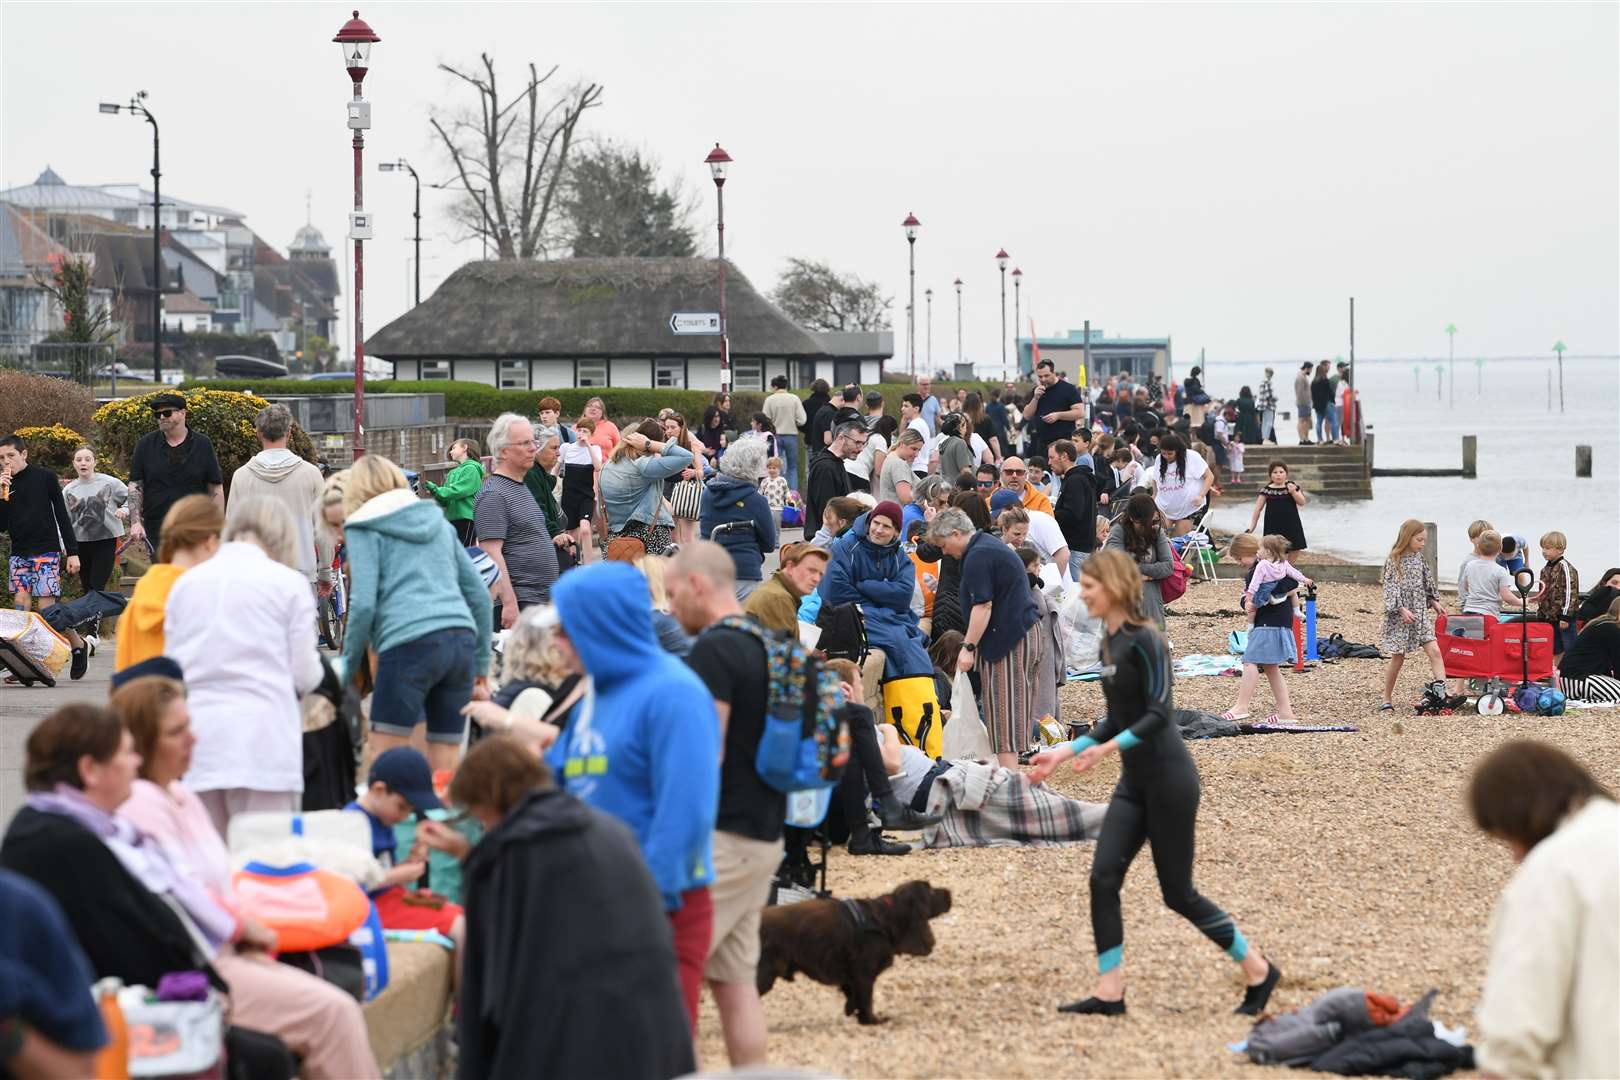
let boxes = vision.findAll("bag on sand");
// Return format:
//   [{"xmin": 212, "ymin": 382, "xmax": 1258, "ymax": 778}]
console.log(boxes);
[
  {"xmin": 941, "ymin": 672, "xmax": 992, "ymax": 760},
  {"xmin": 882, "ymin": 673, "xmax": 943, "ymax": 759}
]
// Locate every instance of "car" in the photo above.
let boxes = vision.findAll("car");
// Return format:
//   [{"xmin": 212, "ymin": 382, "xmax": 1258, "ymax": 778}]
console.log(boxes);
[
  {"xmin": 213, "ymin": 355, "xmax": 289, "ymax": 379},
  {"xmin": 93, "ymin": 362, "xmax": 155, "ymax": 381}
]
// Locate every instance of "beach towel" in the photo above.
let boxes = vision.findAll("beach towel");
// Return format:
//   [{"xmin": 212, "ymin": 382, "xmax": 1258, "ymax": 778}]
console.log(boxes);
[
  {"xmin": 1174, "ymin": 653, "xmax": 1245, "ymax": 678},
  {"xmin": 921, "ymin": 761, "xmax": 1108, "ymax": 849}
]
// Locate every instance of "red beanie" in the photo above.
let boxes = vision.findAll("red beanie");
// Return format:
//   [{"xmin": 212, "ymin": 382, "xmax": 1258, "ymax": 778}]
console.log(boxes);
[{"xmin": 870, "ymin": 500, "xmax": 904, "ymax": 531}]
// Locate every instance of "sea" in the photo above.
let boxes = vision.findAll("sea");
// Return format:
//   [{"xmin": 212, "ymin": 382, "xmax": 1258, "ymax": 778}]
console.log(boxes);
[{"xmin": 1193, "ymin": 356, "xmax": 1620, "ymax": 584}]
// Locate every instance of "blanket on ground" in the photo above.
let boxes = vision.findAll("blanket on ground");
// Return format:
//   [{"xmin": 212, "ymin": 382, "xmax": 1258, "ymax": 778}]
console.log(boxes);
[
  {"xmin": 1175, "ymin": 653, "xmax": 1245, "ymax": 678},
  {"xmin": 921, "ymin": 760, "xmax": 1107, "ymax": 849}
]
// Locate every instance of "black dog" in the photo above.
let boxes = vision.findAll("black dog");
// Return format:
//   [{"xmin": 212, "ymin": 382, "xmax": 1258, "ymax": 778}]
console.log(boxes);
[{"xmin": 756, "ymin": 880, "xmax": 952, "ymax": 1024}]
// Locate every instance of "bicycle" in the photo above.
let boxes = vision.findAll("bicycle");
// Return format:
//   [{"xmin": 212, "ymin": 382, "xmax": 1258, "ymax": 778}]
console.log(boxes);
[{"xmin": 317, "ymin": 539, "xmax": 348, "ymax": 651}]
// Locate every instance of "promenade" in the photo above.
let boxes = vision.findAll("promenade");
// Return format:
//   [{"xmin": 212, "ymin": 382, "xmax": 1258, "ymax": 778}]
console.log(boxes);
[{"xmin": 1, "ymin": 645, "xmax": 115, "ymax": 824}]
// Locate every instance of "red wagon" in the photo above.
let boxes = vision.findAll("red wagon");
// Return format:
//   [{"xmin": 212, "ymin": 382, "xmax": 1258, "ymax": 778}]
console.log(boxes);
[{"xmin": 1436, "ymin": 614, "xmax": 1555, "ymax": 713}]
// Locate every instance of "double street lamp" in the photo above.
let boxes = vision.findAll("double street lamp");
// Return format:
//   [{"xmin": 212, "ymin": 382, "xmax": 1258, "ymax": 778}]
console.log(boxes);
[
  {"xmin": 98, "ymin": 93, "xmax": 162, "ymax": 383},
  {"xmin": 334, "ymin": 9, "xmax": 380, "ymax": 459},
  {"xmin": 705, "ymin": 144, "xmax": 733, "ymax": 392},
  {"xmin": 378, "ymin": 159, "xmax": 420, "ymax": 307},
  {"xmin": 995, "ymin": 249, "xmax": 1010, "ymax": 375},
  {"xmin": 902, "ymin": 213, "xmax": 921, "ymax": 379}
]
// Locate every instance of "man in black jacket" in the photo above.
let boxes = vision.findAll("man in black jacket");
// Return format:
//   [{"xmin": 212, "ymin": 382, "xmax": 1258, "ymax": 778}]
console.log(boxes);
[
  {"xmin": 1049, "ymin": 438, "xmax": 1097, "ymax": 582},
  {"xmin": 799, "ymin": 379, "xmax": 831, "ymax": 449},
  {"xmin": 803, "ymin": 420, "xmax": 866, "ymax": 537}
]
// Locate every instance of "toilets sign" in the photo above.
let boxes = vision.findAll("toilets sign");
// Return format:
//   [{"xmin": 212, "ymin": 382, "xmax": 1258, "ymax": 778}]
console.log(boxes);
[{"xmin": 669, "ymin": 312, "xmax": 721, "ymax": 335}]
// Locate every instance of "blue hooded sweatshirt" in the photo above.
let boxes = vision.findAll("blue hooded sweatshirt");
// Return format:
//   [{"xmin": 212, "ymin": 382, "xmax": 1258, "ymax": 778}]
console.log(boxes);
[
  {"xmin": 698, "ymin": 475, "xmax": 777, "ymax": 583},
  {"xmin": 547, "ymin": 562, "xmax": 719, "ymax": 911},
  {"xmin": 818, "ymin": 511, "xmax": 932, "ymax": 678}
]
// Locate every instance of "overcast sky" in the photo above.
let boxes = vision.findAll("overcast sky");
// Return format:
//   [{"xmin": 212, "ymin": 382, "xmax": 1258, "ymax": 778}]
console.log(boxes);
[{"xmin": 4, "ymin": 2, "xmax": 1616, "ymax": 374}]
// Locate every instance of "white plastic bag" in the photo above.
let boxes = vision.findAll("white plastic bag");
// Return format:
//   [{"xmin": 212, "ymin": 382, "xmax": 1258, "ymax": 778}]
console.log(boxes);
[
  {"xmin": 1060, "ymin": 590, "xmax": 1103, "ymax": 672},
  {"xmin": 942, "ymin": 671, "xmax": 993, "ymax": 761}
]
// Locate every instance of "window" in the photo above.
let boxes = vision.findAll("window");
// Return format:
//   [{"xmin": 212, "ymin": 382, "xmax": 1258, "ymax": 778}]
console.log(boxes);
[
  {"xmin": 499, "ymin": 360, "xmax": 529, "ymax": 390},
  {"xmin": 732, "ymin": 357, "xmax": 764, "ymax": 392},
  {"xmin": 576, "ymin": 359, "xmax": 608, "ymax": 388},
  {"xmin": 420, "ymin": 360, "xmax": 450, "ymax": 381},
  {"xmin": 654, "ymin": 359, "xmax": 685, "ymax": 388}
]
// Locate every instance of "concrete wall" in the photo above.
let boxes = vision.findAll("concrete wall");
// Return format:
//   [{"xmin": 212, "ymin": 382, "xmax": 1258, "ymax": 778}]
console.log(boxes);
[
  {"xmin": 456, "ymin": 359, "xmax": 496, "ymax": 386},
  {"xmin": 614, "ymin": 359, "xmax": 652, "ymax": 388}
]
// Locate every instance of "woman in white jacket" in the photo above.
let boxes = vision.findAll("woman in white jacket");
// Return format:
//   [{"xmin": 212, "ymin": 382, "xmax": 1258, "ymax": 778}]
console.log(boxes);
[
  {"xmin": 1469, "ymin": 740, "xmax": 1618, "ymax": 1080},
  {"xmin": 163, "ymin": 496, "xmax": 324, "ymax": 836}
]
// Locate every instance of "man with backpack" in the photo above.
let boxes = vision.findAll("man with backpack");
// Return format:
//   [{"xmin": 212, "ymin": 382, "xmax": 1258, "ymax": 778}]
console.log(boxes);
[{"xmin": 666, "ymin": 541, "xmax": 786, "ymax": 1068}]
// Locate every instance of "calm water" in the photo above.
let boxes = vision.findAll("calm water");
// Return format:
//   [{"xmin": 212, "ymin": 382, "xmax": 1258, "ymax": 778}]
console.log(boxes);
[{"xmin": 1196, "ymin": 357, "xmax": 1620, "ymax": 583}]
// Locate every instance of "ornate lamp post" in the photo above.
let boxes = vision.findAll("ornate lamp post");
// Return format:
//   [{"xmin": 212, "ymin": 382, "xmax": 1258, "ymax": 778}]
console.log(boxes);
[
  {"xmin": 378, "ymin": 159, "xmax": 420, "ymax": 306},
  {"xmin": 334, "ymin": 9, "xmax": 380, "ymax": 459},
  {"xmin": 902, "ymin": 213, "xmax": 920, "ymax": 379},
  {"xmin": 924, "ymin": 287, "xmax": 933, "ymax": 373},
  {"xmin": 1011, "ymin": 267, "xmax": 1023, "ymax": 375},
  {"xmin": 98, "ymin": 93, "xmax": 162, "ymax": 382},
  {"xmin": 995, "ymin": 249, "xmax": 1010, "ymax": 376},
  {"xmin": 705, "ymin": 144, "xmax": 733, "ymax": 392},
  {"xmin": 953, "ymin": 278, "xmax": 963, "ymax": 368}
]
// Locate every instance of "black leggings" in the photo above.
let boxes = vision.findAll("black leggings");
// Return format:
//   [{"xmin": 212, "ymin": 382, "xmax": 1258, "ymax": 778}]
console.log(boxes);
[
  {"xmin": 1088, "ymin": 767, "xmax": 1245, "ymax": 973},
  {"xmin": 76, "ymin": 538, "xmax": 118, "ymax": 592},
  {"xmin": 451, "ymin": 518, "xmax": 477, "ymax": 546},
  {"xmin": 837, "ymin": 707, "xmax": 898, "ymax": 835}
]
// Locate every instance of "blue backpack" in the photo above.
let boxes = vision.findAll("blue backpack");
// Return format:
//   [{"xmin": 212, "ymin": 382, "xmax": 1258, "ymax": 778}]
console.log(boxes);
[{"xmin": 716, "ymin": 616, "xmax": 850, "ymax": 792}]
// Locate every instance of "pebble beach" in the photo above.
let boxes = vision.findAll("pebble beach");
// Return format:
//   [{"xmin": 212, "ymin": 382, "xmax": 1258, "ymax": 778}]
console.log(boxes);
[{"xmin": 696, "ymin": 578, "xmax": 1620, "ymax": 1078}]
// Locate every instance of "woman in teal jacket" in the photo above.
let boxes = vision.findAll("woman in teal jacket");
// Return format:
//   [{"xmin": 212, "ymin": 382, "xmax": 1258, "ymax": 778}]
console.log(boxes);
[{"xmin": 424, "ymin": 438, "xmax": 484, "ymax": 544}]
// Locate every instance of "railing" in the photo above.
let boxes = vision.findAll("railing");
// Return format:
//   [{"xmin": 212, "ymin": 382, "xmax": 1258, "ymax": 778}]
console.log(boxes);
[{"xmin": 1, "ymin": 342, "xmax": 117, "ymax": 386}]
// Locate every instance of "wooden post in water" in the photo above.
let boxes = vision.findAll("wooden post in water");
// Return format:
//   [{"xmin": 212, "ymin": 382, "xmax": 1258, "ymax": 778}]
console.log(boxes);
[
  {"xmin": 1422, "ymin": 522, "xmax": 1439, "ymax": 586},
  {"xmin": 1461, "ymin": 435, "xmax": 1477, "ymax": 478},
  {"xmin": 1576, "ymin": 445, "xmax": 1592, "ymax": 478}
]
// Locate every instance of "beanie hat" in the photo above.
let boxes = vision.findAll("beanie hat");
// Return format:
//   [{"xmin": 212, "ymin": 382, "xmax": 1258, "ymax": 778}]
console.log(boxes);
[
  {"xmin": 988, "ymin": 488, "xmax": 1022, "ymax": 515},
  {"xmin": 870, "ymin": 500, "xmax": 904, "ymax": 531}
]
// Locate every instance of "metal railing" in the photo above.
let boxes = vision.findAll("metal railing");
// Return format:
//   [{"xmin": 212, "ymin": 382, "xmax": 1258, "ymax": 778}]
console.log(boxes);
[{"xmin": 0, "ymin": 342, "xmax": 118, "ymax": 386}]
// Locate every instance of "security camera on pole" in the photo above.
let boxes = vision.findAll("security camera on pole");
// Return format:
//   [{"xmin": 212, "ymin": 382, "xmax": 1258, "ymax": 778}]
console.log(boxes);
[{"xmin": 333, "ymin": 9, "xmax": 380, "ymax": 459}]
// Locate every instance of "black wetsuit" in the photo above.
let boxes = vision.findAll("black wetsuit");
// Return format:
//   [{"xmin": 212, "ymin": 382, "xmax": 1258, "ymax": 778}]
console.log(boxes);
[{"xmin": 1075, "ymin": 623, "xmax": 1248, "ymax": 972}]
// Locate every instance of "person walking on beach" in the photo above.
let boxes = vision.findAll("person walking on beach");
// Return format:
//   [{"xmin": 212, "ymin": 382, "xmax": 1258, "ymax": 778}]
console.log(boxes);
[
  {"xmin": 1220, "ymin": 534, "xmax": 1303, "ymax": 724},
  {"xmin": 1245, "ymin": 462, "xmax": 1308, "ymax": 558},
  {"xmin": 1379, "ymin": 519, "xmax": 1448, "ymax": 711},
  {"xmin": 1029, "ymin": 550, "xmax": 1281, "ymax": 1018},
  {"xmin": 1256, "ymin": 368, "xmax": 1278, "ymax": 444},
  {"xmin": 1293, "ymin": 362, "xmax": 1314, "ymax": 445},
  {"xmin": 126, "ymin": 393, "xmax": 223, "ymax": 554},
  {"xmin": 0, "ymin": 433, "xmax": 88, "ymax": 679}
]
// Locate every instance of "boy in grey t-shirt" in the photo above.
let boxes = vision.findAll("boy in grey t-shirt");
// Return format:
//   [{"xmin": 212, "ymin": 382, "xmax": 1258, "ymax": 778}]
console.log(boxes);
[{"xmin": 1458, "ymin": 531, "xmax": 1537, "ymax": 617}]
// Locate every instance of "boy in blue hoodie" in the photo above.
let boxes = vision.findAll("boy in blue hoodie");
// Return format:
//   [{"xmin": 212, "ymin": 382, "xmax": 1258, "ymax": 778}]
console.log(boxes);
[{"xmin": 547, "ymin": 561, "xmax": 721, "ymax": 1033}]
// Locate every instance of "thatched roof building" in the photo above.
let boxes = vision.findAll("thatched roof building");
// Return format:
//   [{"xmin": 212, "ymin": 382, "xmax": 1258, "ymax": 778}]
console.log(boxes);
[{"xmin": 367, "ymin": 257, "xmax": 876, "ymax": 392}]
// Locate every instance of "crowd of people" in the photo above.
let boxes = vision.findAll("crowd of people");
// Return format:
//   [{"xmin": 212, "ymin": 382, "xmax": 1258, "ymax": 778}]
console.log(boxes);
[{"xmin": 1, "ymin": 371, "xmax": 1614, "ymax": 1080}]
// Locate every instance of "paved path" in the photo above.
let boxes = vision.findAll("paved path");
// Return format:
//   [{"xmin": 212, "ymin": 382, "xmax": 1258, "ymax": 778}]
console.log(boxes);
[{"xmin": 2, "ymin": 645, "xmax": 114, "ymax": 826}]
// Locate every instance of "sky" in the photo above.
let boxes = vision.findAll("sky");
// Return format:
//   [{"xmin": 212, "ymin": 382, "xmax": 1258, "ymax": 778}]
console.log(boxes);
[{"xmin": 3, "ymin": 2, "xmax": 1616, "ymax": 376}]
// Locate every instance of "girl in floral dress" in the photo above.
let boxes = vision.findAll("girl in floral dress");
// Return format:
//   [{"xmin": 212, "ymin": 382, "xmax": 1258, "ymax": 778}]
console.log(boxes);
[{"xmin": 1380, "ymin": 518, "xmax": 1449, "ymax": 712}]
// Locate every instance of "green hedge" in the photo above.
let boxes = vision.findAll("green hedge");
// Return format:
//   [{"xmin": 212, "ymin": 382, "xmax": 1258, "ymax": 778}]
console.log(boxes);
[{"xmin": 180, "ymin": 378, "xmax": 1014, "ymax": 427}]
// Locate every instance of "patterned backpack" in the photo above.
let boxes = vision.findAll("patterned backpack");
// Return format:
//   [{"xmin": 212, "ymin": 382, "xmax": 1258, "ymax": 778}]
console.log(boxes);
[{"xmin": 716, "ymin": 615, "xmax": 850, "ymax": 792}]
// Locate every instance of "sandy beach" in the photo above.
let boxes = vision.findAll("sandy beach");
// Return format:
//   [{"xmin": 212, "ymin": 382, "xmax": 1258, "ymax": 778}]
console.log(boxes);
[{"xmin": 695, "ymin": 578, "xmax": 1620, "ymax": 1078}]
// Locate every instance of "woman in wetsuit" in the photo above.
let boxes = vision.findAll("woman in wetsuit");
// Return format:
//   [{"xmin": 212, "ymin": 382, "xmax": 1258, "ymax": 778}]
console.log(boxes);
[{"xmin": 1028, "ymin": 548, "xmax": 1282, "ymax": 1017}]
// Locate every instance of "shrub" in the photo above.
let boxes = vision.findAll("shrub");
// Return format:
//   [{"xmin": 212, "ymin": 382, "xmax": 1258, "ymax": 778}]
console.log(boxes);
[
  {"xmin": 0, "ymin": 371, "xmax": 98, "ymax": 441},
  {"xmin": 93, "ymin": 388, "xmax": 317, "ymax": 492},
  {"xmin": 12, "ymin": 425, "xmax": 85, "ymax": 477}
]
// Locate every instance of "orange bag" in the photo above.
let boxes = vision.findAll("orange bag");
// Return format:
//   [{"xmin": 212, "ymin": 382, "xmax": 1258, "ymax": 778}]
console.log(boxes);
[{"xmin": 231, "ymin": 861, "xmax": 370, "ymax": 952}]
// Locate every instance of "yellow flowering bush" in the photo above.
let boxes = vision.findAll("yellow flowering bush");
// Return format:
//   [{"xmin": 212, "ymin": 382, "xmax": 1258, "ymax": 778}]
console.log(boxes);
[
  {"xmin": 93, "ymin": 388, "xmax": 317, "ymax": 491},
  {"xmin": 13, "ymin": 425, "xmax": 85, "ymax": 477}
]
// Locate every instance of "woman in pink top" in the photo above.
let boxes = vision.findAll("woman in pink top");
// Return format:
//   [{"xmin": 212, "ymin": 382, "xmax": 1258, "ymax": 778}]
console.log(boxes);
[
  {"xmin": 114, "ymin": 674, "xmax": 381, "ymax": 1080},
  {"xmin": 582, "ymin": 396, "xmax": 619, "ymax": 459}
]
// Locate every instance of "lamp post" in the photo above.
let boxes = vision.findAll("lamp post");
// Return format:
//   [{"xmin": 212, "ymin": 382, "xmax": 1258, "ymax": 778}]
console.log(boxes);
[
  {"xmin": 379, "ymin": 159, "xmax": 420, "ymax": 306},
  {"xmin": 334, "ymin": 9, "xmax": 380, "ymax": 460},
  {"xmin": 1552, "ymin": 340, "xmax": 1566, "ymax": 412},
  {"xmin": 704, "ymin": 144, "xmax": 733, "ymax": 392},
  {"xmin": 1011, "ymin": 267, "xmax": 1022, "ymax": 375},
  {"xmin": 953, "ymin": 278, "xmax": 963, "ymax": 369},
  {"xmin": 98, "ymin": 93, "xmax": 162, "ymax": 383},
  {"xmin": 995, "ymin": 249, "xmax": 1009, "ymax": 377},
  {"xmin": 924, "ymin": 287, "xmax": 933, "ymax": 373},
  {"xmin": 902, "ymin": 213, "xmax": 920, "ymax": 380},
  {"xmin": 1444, "ymin": 323, "xmax": 1457, "ymax": 409}
]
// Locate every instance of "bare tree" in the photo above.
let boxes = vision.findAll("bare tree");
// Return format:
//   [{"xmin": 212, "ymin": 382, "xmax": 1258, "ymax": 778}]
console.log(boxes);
[
  {"xmin": 770, "ymin": 258, "xmax": 892, "ymax": 333},
  {"xmin": 429, "ymin": 54, "xmax": 604, "ymax": 259}
]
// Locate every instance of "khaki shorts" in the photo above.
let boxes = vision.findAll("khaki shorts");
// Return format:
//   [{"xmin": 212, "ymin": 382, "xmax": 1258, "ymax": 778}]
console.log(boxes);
[{"xmin": 703, "ymin": 830, "xmax": 784, "ymax": 984}]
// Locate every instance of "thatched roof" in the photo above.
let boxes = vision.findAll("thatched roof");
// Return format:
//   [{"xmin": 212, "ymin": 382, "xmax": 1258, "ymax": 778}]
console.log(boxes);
[{"xmin": 366, "ymin": 257, "xmax": 830, "ymax": 360}]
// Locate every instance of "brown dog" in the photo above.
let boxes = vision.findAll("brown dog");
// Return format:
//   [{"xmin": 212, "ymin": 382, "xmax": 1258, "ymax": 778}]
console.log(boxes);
[{"xmin": 756, "ymin": 880, "xmax": 952, "ymax": 1024}]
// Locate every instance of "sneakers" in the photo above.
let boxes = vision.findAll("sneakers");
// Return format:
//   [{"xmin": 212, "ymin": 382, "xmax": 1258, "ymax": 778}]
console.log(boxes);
[
  {"xmin": 1236, "ymin": 961, "xmax": 1282, "ymax": 1015},
  {"xmin": 1058, "ymin": 996, "xmax": 1126, "ymax": 1017},
  {"xmin": 70, "ymin": 645, "xmax": 88, "ymax": 681},
  {"xmin": 876, "ymin": 792, "xmax": 941, "ymax": 831},
  {"xmin": 847, "ymin": 832, "xmax": 911, "ymax": 856},
  {"xmin": 83, "ymin": 634, "xmax": 98, "ymax": 657}
]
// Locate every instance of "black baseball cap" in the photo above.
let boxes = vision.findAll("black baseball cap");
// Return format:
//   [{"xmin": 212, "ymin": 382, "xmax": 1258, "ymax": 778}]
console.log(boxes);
[
  {"xmin": 368, "ymin": 747, "xmax": 443, "ymax": 811},
  {"xmin": 110, "ymin": 655, "xmax": 185, "ymax": 691},
  {"xmin": 151, "ymin": 393, "xmax": 186, "ymax": 412}
]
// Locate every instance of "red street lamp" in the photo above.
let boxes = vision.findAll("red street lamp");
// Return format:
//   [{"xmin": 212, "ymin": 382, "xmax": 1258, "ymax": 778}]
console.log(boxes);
[
  {"xmin": 902, "ymin": 212, "xmax": 921, "ymax": 379},
  {"xmin": 994, "ymin": 249, "xmax": 1010, "ymax": 374},
  {"xmin": 1011, "ymin": 267, "xmax": 1023, "ymax": 375},
  {"xmin": 334, "ymin": 9, "xmax": 380, "ymax": 459},
  {"xmin": 705, "ymin": 143, "xmax": 733, "ymax": 392}
]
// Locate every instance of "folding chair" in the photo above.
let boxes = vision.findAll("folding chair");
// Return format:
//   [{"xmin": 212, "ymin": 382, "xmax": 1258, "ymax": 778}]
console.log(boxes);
[{"xmin": 1180, "ymin": 525, "xmax": 1219, "ymax": 582}]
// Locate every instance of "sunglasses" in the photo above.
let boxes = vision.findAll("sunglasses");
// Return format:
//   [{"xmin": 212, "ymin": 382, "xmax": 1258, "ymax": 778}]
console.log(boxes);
[
  {"xmin": 154, "ymin": 409, "xmax": 179, "ymax": 419},
  {"xmin": 1002, "ymin": 468, "xmax": 1027, "ymax": 476},
  {"xmin": 976, "ymin": 479, "xmax": 995, "ymax": 488}
]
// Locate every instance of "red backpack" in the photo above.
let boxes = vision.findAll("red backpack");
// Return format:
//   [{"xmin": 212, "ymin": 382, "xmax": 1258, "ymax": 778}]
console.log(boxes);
[{"xmin": 1159, "ymin": 546, "xmax": 1191, "ymax": 605}]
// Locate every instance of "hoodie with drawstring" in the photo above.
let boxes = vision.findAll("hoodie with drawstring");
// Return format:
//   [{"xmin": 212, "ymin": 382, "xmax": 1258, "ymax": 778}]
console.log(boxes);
[
  {"xmin": 339, "ymin": 489, "xmax": 493, "ymax": 684},
  {"xmin": 547, "ymin": 563, "xmax": 719, "ymax": 911},
  {"xmin": 229, "ymin": 448, "xmax": 332, "ymax": 583},
  {"xmin": 698, "ymin": 474, "xmax": 777, "ymax": 583}
]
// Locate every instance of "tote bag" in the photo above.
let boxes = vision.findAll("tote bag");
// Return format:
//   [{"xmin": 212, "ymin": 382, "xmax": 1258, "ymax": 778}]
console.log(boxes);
[{"xmin": 941, "ymin": 671, "xmax": 993, "ymax": 760}]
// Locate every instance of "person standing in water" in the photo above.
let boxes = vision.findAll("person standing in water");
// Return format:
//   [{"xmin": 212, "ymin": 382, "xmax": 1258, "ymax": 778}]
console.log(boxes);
[{"xmin": 1028, "ymin": 549, "xmax": 1281, "ymax": 1018}]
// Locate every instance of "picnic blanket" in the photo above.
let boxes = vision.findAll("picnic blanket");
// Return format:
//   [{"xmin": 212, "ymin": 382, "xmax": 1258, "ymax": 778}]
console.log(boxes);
[
  {"xmin": 1174, "ymin": 653, "xmax": 1245, "ymax": 678},
  {"xmin": 921, "ymin": 760, "xmax": 1107, "ymax": 849}
]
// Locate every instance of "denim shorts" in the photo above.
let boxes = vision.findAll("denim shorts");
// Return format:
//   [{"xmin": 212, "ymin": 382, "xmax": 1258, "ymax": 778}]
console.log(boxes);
[{"xmin": 370, "ymin": 627, "xmax": 477, "ymax": 743}]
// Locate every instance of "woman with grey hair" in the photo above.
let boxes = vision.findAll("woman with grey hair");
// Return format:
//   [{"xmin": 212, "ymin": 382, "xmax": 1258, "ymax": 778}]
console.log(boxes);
[
  {"xmin": 162, "ymin": 496, "xmax": 326, "ymax": 833},
  {"xmin": 699, "ymin": 433, "xmax": 778, "ymax": 599},
  {"xmin": 906, "ymin": 473, "xmax": 952, "ymax": 535}
]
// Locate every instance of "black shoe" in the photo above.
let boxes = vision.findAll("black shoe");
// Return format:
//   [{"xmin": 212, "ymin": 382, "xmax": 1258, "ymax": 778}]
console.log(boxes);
[
  {"xmin": 847, "ymin": 832, "xmax": 911, "ymax": 856},
  {"xmin": 1236, "ymin": 961, "xmax": 1281, "ymax": 1015},
  {"xmin": 1058, "ymin": 996, "xmax": 1126, "ymax": 1016},
  {"xmin": 70, "ymin": 646, "xmax": 88, "ymax": 681},
  {"xmin": 876, "ymin": 792, "xmax": 941, "ymax": 831}
]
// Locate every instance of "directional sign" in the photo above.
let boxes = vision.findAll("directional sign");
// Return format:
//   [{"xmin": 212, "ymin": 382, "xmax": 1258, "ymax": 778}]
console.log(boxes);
[{"xmin": 669, "ymin": 312, "xmax": 721, "ymax": 335}]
